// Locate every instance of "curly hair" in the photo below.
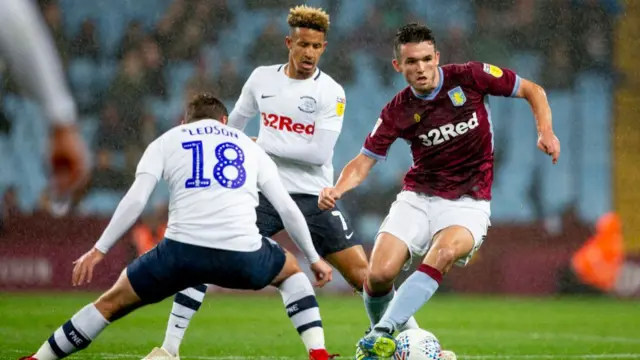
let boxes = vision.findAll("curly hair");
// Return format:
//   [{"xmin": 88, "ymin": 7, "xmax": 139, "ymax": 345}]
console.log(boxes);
[{"xmin": 287, "ymin": 5, "xmax": 330, "ymax": 33}]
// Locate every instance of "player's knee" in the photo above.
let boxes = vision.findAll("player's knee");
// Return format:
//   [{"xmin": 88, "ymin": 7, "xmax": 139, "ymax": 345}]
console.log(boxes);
[
  {"xmin": 283, "ymin": 252, "xmax": 303, "ymax": 274},
  {"xmin": 93, "ymin": 275, "xmax": 140, "ymax": 321},
  {"xmin": 366, "ymin": 265, "xmax": 396, "ymax": 291},
  {"xmin": 94, "ymin": 291, "xmax": 126, "ymax": 321},
  {"xmin": 436, "ymin": 247, "xmax": 457, "ymax": 268},
  {"xmin": 272, "ymin": 252, "xmax": 302, "ymax": 286}
]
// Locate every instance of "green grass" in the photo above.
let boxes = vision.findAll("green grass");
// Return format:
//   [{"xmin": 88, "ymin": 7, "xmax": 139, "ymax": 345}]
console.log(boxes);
[{"xmin": 1, "ymin": 293, "xmax": 639, "ymax": 359}]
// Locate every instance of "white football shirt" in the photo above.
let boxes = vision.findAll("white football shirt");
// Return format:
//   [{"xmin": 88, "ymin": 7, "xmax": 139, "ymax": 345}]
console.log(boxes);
[
  {"xmin": 231, "ymin": 64, "xmax": 346, "ymax": 195},
  {"xmin": 135, "ymin": 119, "xmax": 279, "ymax": 251}
]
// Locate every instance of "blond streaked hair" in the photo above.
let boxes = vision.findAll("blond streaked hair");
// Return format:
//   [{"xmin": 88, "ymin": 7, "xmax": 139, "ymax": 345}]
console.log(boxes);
[{"xmin": 287, "ymin": 5, "xmax": 330, "ymax": 33}]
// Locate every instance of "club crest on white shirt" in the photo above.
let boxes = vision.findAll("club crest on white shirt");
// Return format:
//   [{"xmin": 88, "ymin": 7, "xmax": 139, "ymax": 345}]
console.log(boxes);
[{"xmin": 298, "ymin": 96, "xmax": 317, "ymax": 114}]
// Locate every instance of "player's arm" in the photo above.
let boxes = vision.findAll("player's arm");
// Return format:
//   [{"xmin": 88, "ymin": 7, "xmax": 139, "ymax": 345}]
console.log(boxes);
[
  {"xmin": 227, "ymin": 69, "xmax": 260, "ymax": 131},
  {"xmin": 258, "ymin": 86, "xmax": 346, "ymax": 166},
  {"xmin": 514, "ymin": 79, "xmax": 560, "ymax": 163},
  {"xmin": 0, "ymin": 0, "xmax": 90, "ymax": 202},
  {"xmin": 317, "ymin": 153, "xmax": 377, "ymax": 210},
  {"xmin": 469, "ymin": 61, "xmax": 560, "ymax": 163},
  {"xmin": 71, "ymin": 140, "xmax": 163, "ymax": 286},
  {"xmin": 318, "ymin": 113, "xmax": 399, "ymax": 210},
  {"xmin": 0, "ymin": 0, "xmax": 76, "ymax": 126}
]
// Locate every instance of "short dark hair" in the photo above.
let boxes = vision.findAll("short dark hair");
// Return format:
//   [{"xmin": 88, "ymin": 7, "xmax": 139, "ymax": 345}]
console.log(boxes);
[
  {"xmin": 185, "ymin": 93, "xmax": 228, "ymax": 123},
  {"xmin": 394, "ymin": 23, "xmax": 436, "ymax": 59}
]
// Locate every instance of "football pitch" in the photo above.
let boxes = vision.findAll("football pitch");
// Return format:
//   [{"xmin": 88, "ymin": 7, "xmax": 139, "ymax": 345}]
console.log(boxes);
[{"xmin": 1, "ymin": 293, "xmax": 639, "ymax": 360}]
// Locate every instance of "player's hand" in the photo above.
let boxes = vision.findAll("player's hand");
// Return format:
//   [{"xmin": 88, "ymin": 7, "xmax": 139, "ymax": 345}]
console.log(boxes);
[
  {"xmin": 318, "ymin": 187, "xmax": 342, "ymax": 210},
  {"xmin": 309, "ymin": 259, "xmax": 333, "ymax": 287},
  {"xmin": 537, "ymin": 130, "xmax": 560, "ymax": 164},
  {"xmin": 50, "ymin": 124, "xmax": 90, "ymax": 201},
  {"xmin": 72, "ymin": 248, "xmax": 105, "ymax": 286}
]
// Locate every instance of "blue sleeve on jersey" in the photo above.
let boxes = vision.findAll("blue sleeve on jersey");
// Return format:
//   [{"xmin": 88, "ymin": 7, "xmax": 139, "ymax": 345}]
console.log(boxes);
[
  {"xmin": 360, "ymin": 147, "xmax": 386, "ymax": 161},
  {"xmin": 510, "ymin": 75, "xmax": 522, "ymax": 97}
]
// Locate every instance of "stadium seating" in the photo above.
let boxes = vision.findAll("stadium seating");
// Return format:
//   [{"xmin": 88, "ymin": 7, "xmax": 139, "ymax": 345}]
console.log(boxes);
[{"xmin": 1, "ymin": 0, "xmax": 614, "ymax": 225}]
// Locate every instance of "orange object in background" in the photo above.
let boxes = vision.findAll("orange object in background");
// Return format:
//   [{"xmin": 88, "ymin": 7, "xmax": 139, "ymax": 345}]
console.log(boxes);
[
  {"xmin": 571, "ymin": 212, "xmax": 625, "ymax": 292},
  {"xmin": 131, "ymin": 223, "xmax": 167, "ymax": 256}
]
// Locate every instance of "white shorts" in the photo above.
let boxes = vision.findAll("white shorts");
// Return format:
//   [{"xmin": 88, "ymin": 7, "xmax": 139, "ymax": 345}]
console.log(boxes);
[{"xmin": 377, "ymin": 191, "xmax": 491, "ymax": 268}]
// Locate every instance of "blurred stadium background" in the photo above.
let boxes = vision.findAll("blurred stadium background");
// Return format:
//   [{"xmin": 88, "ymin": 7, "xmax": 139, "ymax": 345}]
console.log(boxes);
[{"xmin": 1, "ymin": 0, "xmax": 640, "ymax": 358}]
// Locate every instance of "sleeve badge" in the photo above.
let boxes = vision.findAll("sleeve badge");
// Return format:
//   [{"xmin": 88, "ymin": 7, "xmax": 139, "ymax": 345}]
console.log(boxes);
[
  {"xmin": 336, "ymin": 97, "xmax": 346, "ymax": 116},
  {"xmin": 483, "ymin": 63, "xmax": 503, "ymax": 78}
]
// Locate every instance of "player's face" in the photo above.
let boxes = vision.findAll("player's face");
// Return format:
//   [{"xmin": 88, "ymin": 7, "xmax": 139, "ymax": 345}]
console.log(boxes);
[
  {"xmin": 392, "ymin": 41, "xmax": 440, "ymax": 94},
  {"xmin": 286, "ymin": 27, "xmax": 327, "ymax": 79}
]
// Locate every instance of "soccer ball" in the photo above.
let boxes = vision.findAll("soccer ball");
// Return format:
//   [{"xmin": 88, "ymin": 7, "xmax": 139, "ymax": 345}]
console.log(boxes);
[{"xmin": 394, "ymin": 328, "xmax": 441, "ymax": 360}]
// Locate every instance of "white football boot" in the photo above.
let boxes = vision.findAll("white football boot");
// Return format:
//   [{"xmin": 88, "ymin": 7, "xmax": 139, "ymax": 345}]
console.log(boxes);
[{"xmin": 142, "ymin": 347, "xmax": 179, "ymax": 360}]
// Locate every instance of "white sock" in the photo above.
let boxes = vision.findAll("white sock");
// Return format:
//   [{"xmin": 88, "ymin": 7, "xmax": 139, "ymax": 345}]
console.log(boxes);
[
  {"xmin": 162, "ymin": 285, "xmax": 207, "ymax": 356},
  {"xmin": 278, "ymin": 272, "xmax": 325, "ymax": 351},
  {"xmin": 35, "ymin": 304, "xmax": 109, "ymax": 359}
]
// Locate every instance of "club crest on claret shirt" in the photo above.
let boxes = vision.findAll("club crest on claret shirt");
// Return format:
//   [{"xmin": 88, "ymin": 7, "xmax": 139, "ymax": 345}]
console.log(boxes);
[{"xmin": 447, "ymin": 86, "xmax": 466, "ymax": 107}]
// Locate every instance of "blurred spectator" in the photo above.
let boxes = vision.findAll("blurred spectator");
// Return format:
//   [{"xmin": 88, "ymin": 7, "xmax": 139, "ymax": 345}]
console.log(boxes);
[
  {"xmin": 154, "ymin": 0, "xmax": 187, "ymax": 54},
  {"xmin": 208, "ymin": 0, "xmax": 235, "ymax": 34},
  {"xmin": 214, "ymin": 60, "xmax": 243, "ymax": 101},
  {"xmin": 106, "ymin": 49, "xmax": 147, "ymax": 146},
  {"xmin": 90, "ymin": 149, "xmax": 130, "ymax": 191},
  {"xmin": 246, "ymin": 0, "xmax": 296, "ymax": 10},
  {"xmin": 140, "ymin": 36, "xmax": 166, "ymax": 98},
  {"xmin": 541, "ymin": 39, "xmax": 575, "ymax": 90},
  {"xmin": 354, "ymin": 8, "xmax": 395, "ymax": 86},
  {"xmin": 95, "ymin": 103, "xmax": 126, "ymax": 155},
  {"xmin": 321, "ymin": 44, "xmax": 355, "ymax": 85},
  {"xmin": 572, "ymin": 0, "xmax": 615, "ymax": 73},
  {"xmin": 248, "ymin": 20, "xmax": 285, "ymax": 69},
  {"xmin": 40, "ymin": 0, "xmax": 69, "ymax": 66},
  {"xmin": 184, "ymin": 62, "xmax": 215, "ymax": 111},
  {"xmin": 118, "ymin": 20, "xmax": 145, "ymax": 59},
  {"xmin": 439, "ymin": 25, "xmax": 472, "ymax": 64},
  {"xmin": 189, "ymin": 0, "xmax": 234, "ymax": 44},
  {"xmin": 140, "ymin": 111, "xmax": 157, "ymax": 147},
  {"xmin": 92, "ymin": 104, "xmax": 129, "ymax": 191},
  {"xmin": 168, "ymin": 21, "xmax": 205, "ymax": 61},
  {"xmin": 70, "ymin": 19, "xmax": 101, "ymax": 60},
  {"xmin": 469, "ymin": 0, "xmax": 512, "ymax": 66}
]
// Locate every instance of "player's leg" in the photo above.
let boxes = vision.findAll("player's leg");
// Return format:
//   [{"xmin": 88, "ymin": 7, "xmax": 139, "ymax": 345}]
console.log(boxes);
[
  {"xmin": 375, "ymin": 226, "xmax": 473, "ymax": 333},
  {"xmin": 27, "ymin": 269, "xmax": 139, "ymax": 360},
  {"xmin": 375, "ymin": 198, "xmax": 490, "ymax": 333},
  {"xmin": 324, "ymin": 245, "xmax": 368, "ymax": 291},
  {"xmin": 308, "ymin": 202, "xmax": 419, "ymax": 332},
  {"xmin": 193, "ymin": 236, "xmax": 333, "ymax": 360},
  {"xmin": 356, "ymin": 192, "xmax": 432, "ymax": 359},
  {"xmin": 362, "ymin": 193, "xmax": 431, "ymax": 333},
  {"xmin": 304, "ymin": 202, "xmax": 368, "ymax": 291},
  {"xmin": 270, "ymin": 250, "xmax": 331, "ymax": 358},
  {"xmin": 160, "ymin": 284, "xmax": 208, "ymax": 357},
  {"xmin": 156, "ymin": 193, "xmax": 284, "ymax": 357},
  {"xmin": 25, "ymin": 239, "xmax": 187, "ymax": 360}
]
